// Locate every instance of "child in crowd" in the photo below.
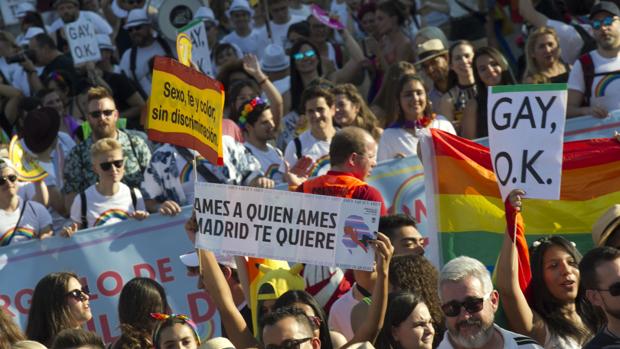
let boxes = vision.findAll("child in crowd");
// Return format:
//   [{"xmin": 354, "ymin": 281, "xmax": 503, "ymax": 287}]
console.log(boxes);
[{"xmin": 62, "ymin": 138, "xmax": 148, "ymax": 236}]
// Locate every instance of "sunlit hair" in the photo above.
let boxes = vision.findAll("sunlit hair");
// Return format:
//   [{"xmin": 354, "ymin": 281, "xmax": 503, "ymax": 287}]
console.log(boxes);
[
  {"xmin": 330, "ymin": 83, "xmax": 381, "ymax": 139},
  {"xmin": 523, "ymin": 27, "xmax": 562, "ymax": 84},
  {"xmin": 387, "ymin": 74, "xmax": 433, "ymax": 127},
  {"xmin": 290, "ymin": 39, "xmax": 323, "ymax": 113},
  {"xmin": 273, "ymin": 291, "xmax": 333, "ymax": 349},
  {"xmin": 439, "ymin": 256, "xmax": 493, "ymax": 302},
  {"xmin": 51, "ymin": 328, "xmax": 104, "ymax": 349},
  {"xmin": 87, "ymin": 86, "xmax": 114, "ymax": 102},
  {"xmin": 151, "ymin": 314, "xmax": 201, "ymax": 349},
  {"xmin": 90, "ymin": 137, "xmax": 122, "ymax": 160},
  {"xmin": 372, "ymin": 61, "xmax": 416, "ymax": 126},
  {"xmin": 447, "ymin": 40, "xmax": 475, "ymax": 89},
  {"xmin": 0, "ymin": 309, "xmax": 25, "ymax": 348}
]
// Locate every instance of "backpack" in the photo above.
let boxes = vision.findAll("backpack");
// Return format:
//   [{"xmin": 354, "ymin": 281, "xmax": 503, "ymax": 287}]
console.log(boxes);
[{"xmin": 80, "ymin": 188, "xmax": 137, "ymax": 228}]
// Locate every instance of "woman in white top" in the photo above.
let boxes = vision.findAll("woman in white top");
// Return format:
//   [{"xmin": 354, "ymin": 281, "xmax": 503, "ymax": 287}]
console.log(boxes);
[
  {"xmin": 63, "ymin": 138, "xmax": 148, "ymax": 236},
  {"xmin": 377, "ymin": 74, "xmax": 455, "ymax": 161},
  {"xmin": 496, "ymin": 190, "xmax": 593, "ymax": 349}
]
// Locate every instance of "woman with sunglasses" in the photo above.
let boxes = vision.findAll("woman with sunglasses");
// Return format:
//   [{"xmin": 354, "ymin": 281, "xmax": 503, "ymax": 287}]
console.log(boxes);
[
  {"xmin": 0, "ymin": 158, "xmax": 53, "ymax": 246},
  {"xmin": 375, "ymin": 292, "xmax": 435, "ymax": 349},
  {"xmin": 496, "ymin": 189, "xmax": 593, "ymax": 348},
  {"xmin": 62, "ymin": 138, "xmax": 148, "ymax": 235},
  {"xmin": 26, "ymin": 272, "xmax": 92, "ymax": 347},
  {"xmin": 377, "ymin": 74, "xmax": 455, "ymax": 161}
]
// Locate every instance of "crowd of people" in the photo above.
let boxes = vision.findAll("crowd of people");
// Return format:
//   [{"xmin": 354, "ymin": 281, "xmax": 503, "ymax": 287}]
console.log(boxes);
[{"xmin": 1, "ymin": 0, "xmax": 620, "ymax": 348}]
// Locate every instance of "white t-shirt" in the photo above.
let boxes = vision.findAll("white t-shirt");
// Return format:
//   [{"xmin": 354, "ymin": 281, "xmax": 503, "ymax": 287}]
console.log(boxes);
[
  {"xmin": 280, "ymin": 130, "xmax": 331, "ymax": 176},
  {"xmin": 567, "ymin": 50, "xmax": 620, "ymax": 113},
  {"xmin": 49, "ymin": 11, "xmax": 114, "ymax": 35},
  {"xmin": 221, "ymin": 30, "xmax": 270, "ymax": 59},
  {"xmin": 546, "ymin": 19, "xmax": 592, "ymax": 65},
  {"xmin": 120, "ymin": 40, "xmax": 169, "ymax": 96},
  {"xmin": 377, "ymin": 116, "xmax": 456, "ymax": 161},
  {"xmin": 0, "ymin": 197, "xmax": 52, "ymax": 246},
  {"xmin": 437, "ymin": 324, "xmax": 543, "ymax": 349},
  {"xmin": 263, "ymin": 15, "xmax": 305, "ymax": 48},
  {"xmin": 327, "ymin": 285, "xmax": 357, "ymax": 340},
  {"xmin": 244, "ymin": 142, "xmax": 284, "ymax": 182},
  {"xmin": 272, "ymin": 76, "xmax": 291, "ymax": 96},
  {"xmin": 0, "ymin": 58, "xmax": 30, "ymax": 96},
  {"xmin": 290, "ymin": 4, "xmax": 311, "ymax": 18},
  {"xmin": 70, "ymin": 183, "xmax": 145, "ymax": 228}
]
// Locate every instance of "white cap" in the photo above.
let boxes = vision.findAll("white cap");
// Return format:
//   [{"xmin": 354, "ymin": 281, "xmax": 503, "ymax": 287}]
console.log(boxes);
[
  {"xmin": 179, "ymin": 252, "xmax": 238, "ymax": 269},
  {"xmin": 199, "ymin": 337, "xmax": 236, "ymax": 349},
  {"xmin": 260, "ymin": 43, "xmax": 289, "ymax": 72},
  {"xmin": 195, "ymin": 6, "xmax": 218, "ymax": 25},
  {"xmin": 96, "ymin": 34, "xmax": 115, "ymax": 51},
  {"xmin": 226, "ymin": 0, "xmax": 254, "ymax": 18},
  {"xmin": 123, "ymin": 8, "xmax": 150, "ymax": 29},
  {"xmin": 19, "ymin": 27, "xmax": 45, "ymax": 46},
  {"xmin": 15, "ymin": 3, "xmax": 36, "ymax": 19}
]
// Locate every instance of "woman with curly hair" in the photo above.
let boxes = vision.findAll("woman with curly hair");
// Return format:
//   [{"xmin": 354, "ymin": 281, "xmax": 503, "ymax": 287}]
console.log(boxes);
[
  {"xmin": 111, "ymin": 277, "xmax": 169, "ymax": 349},
  {"xmin": 377, "ymin": 74, "xmax": 455, "ymax": 161},
  {"xmin": 389, "ymin": 254, "xmax": 445, "ymax": 347},
  {"xmin": 331, "ymin": 83, "xmax": 383, "ymax": 140}
]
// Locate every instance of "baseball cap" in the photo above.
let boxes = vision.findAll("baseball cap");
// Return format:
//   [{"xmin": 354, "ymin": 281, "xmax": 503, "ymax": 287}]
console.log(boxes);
[{"xmin": 590, "ymin": 1, "xmax": 620, "ymax": 20}]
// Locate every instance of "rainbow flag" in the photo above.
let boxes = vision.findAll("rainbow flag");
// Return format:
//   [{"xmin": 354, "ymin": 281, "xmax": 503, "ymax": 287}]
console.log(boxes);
[{"xmin": 421, "ymin": 129, "xmax": 620, "ymax": 267}]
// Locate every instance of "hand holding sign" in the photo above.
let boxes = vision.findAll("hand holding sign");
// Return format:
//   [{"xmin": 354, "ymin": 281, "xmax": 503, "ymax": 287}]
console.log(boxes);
[{"xmin": 487, "ymin": 84, "xmax": 567, "ymax": 201}]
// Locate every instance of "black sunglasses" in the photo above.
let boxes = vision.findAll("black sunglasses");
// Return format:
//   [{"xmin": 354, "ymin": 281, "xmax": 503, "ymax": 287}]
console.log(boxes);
[
  {"xmin": 100, "ymin": 159, "xmax": 124, "ymax": 171},
  {"xmin": 597, "ymin": 281, "xmax": 620, "ymax": 297},
  {"xmin": 441, "ymin": 293, "xmax": 490, "ymax": 317},
  {"xmin": 266, "ymin": 337, "xmax": 313, "ymax": 349},
  {"xmin": 89, "ymin": 109, "xmax": 115, "ymax": 119},
  {"xmin": 66, "ymin": 285, "xmax": 90, "ymax": 302},
  {"xmin": 0, "ymin": 174, "xmax": 17, "ymax": 186}
]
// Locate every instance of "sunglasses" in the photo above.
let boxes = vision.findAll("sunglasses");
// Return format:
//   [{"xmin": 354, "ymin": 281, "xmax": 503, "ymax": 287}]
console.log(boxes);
[
  {"xmin": 89, "ymin": 109, "xmax": 115, "ymax": 119},
  {"xmin": 597, "ymin": 281, "xmax": 620, "ymax": 297},
  {"xmin": 441, "ymin": 293, "xmax": 490, "ymax": 317},
  {"xmin": 100, "ymin": 159, "xmax": 124, "ymax": 171},
  {"xmin": 0, "ymin": 174, "xmax": 17, "ymax": 186},
  {"xmin": 293, "ymin": 50, "xmax": 316, "ymax": 61},
  {"xmin": 66, "ymin": 285, "xmax": 90, "ymax": 302},
  {"xmin": 266, "ymin": 337, "xmax": 313, "ymax": 349},
  {"xmin": 592, "ymin": 16, "xmax": 617, "ymax": 30}
]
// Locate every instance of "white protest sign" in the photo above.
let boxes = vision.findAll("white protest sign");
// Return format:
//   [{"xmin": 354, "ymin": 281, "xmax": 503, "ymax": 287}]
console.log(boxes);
[
  {"xmin": 179, "ymin": 20, "xmax": 213, "ymax": 77},
  {"xmin": 65, "ymin": 17, "xmax": 101, "ymax": 64},
  {"xmin": 0, "ymin": 0, "xmax": 32, "ymax": 26},
  {"xmin": 487, "ymin": 84, "xmax": 567, "ymax": 201},
  {"xmin": 194, "ymin": 182, "xmax": 381, "ymax": 271}
]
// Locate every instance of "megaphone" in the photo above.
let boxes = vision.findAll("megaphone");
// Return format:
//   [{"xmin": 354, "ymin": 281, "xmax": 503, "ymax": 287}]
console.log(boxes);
[{"xmin": 146, "ymin": 0, "xmax": 207, "ymax": 41}]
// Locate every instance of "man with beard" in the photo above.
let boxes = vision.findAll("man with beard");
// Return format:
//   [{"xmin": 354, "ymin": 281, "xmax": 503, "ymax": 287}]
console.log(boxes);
[
  {"xmin": 48, "ymin": 0, "xmax": 113, "ymax": 53},
  {"xmin": 567, "ymin": 2, "xmax": 620, "ymax": 118},
  {"xmin": 62, "ymin": 87, "xmax": 151, "ymax": 213},
  {"xmin": 415, "ymin": 39, "xmax": 450, "ymax": 108},
  {"xmin": 438, "ymin": 256, "xmax": 542, "ymax": 349},
  {"xmin": 581, "ymin": 247, "xmax": 620, "ymax": 348}
]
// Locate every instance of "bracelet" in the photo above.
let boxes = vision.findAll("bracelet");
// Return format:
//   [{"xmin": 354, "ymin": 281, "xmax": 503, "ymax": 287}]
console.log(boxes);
[{"xmin": 257, "ymin": 77, "xmax": 268, "ymax": 85}]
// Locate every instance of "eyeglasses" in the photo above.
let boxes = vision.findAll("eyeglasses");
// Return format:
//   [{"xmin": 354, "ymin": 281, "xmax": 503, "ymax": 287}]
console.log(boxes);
[
  {"xmin": 266, "ymin": 337, "xmax": 313, "ymax": 349},
  {"xmin": 592, "ymin": 16, "xmax": 617, "ymax": 30},
  {"xmin": 441, "ymin": 293, "xmax": 491, "ymax": 317},
  {"xmin": 99, "ymin": 159, "xmax": 124, "ymax": 171},
  {"xmin": 597, "ymin": 281, "xmax": 620, "ymax": 297},
  {"xmin": 89, "ymin": 109, "xmax": 115, "ymax": 119},
  {"xmin": 293, "ymin": 50, "xmax": 316, "ymax": 61},
  {"xmin": 0, "ymin": 174, "xmax": 17, "ymax": 186},
  {"xmin": 66, "ymin": 285, "xmax": 90, "ymax": 302}
]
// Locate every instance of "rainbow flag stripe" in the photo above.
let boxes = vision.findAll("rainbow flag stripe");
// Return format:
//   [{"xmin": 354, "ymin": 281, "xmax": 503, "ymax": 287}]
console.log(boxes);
[{"xmin": 423, "ymin": 129, "xmax": 620, "ymax": 266}]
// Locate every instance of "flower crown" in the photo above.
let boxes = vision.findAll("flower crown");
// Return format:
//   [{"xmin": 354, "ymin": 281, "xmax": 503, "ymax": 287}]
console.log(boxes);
[
  {"xmin": 150, "ymin": 313, "xmax": 201, "ymax": 346},
  {"xmin": 238, "ymin": 97, "xmax": 268, "ymax": 128}
]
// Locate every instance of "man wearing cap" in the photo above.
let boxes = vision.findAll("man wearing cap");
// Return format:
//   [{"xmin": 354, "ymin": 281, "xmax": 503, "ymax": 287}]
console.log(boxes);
[
  {"xmin": 221, "ymin": 0, "xmax": 270, "ymax": 59},
  {"xmin": 580, "ymin": 246, "xmax": 620, "ymax": 348},
  {"xmin": 592, "ymin": 205, "xmax": 620, "ymax": 248},
  {"xmin": 415, "ymin": 38, "xmax": 450, "ymax": 108},
  {"xmin": 120, "ymin": 8, "xmax": 174, "ymax": 98},
  {"xmin": 180, "ymin": 251, "xmax": 252, "ymax": 337},
  {"xmin": 48, "ymin": 0, "xmax": 113, "ymax": 53},
  {"xmin": 567, "ymin": 1, "xmax": 620, "ymax": 118}
]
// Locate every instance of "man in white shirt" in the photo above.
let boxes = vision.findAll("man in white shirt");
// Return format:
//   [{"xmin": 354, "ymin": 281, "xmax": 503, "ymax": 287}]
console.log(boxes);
[
  {"xmin": 567, "ymin": 2, "xmax": 620, "ymax": 118},
  {"xmin": 221, "ymin": 0, "xmax": 269, "ymax": 59},
  {"xmin": 119, "ymin": 8, "xmax": 173, "ymax": 98},
  {"xmin": 262, "ymin": 0, "xmax": 305, "ymax": 48},
  {"xmin": 437, "ymin": 256, "xmax": 542, "ymax": 349},
  {"xmin": 49, "ymin": 0, "xmax": 113, "ymax": 53}
]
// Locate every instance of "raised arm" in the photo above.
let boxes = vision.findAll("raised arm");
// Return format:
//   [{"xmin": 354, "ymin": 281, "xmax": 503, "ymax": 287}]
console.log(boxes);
[
  {"xmin": 342, "ymin": 232, "xmax": 394, "ymax": 348},
  {"xmin": 243, "ymin": 54, "xmax": 284, "ymax": 127},
  {"xmin": 496, "ymin": 189, "xmax": 546, "ymax": 343},
  {"xmin": 519, "ymin": 0, "xmax": 549, "ymax": 28},
  {"xmin": 330, "ymin": 29, "xmax": 366, "ymax": 84}
]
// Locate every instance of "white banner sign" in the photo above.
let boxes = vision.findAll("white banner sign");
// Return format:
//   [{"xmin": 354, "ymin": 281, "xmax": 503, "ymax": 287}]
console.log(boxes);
[
  {"xmin": 194, "ymin": 183, "xmax": 381, "ymax": 271},
  {"xmin": 179, "ymin": 20, "xmax": 213, "ymax": 76},
  {"xmin": 65, "ymin": 17, "xmax": 101, "ymax": 64},
  {"xmin": 0, "ymin": 0, "xmax": 33, "ymax": 26},
  {"xmin": 487, "ymin": 84, "xmax": 567, "ymax": 201}
]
